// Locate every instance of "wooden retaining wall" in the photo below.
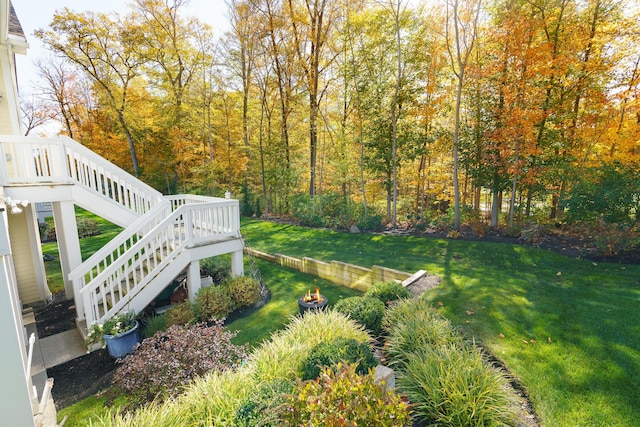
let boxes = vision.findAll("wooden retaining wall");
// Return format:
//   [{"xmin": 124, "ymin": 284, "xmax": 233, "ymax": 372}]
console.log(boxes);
[{"xmin": 245, "ymin": 248, "xmax": 411, "ymax": 292}]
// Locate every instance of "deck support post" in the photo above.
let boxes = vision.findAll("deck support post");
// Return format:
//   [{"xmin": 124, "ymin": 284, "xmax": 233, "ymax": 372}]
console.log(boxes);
[
  {"xmin": 52, "ymin": 201, "xmax": 82, "ymax": 300},
  {"xmin": 186, "ymin": 260, "xmax": 200, "ymax": 303},
  {"xmin": 231, "ymin": 249, "xmax": 243, "ymax": 277}
]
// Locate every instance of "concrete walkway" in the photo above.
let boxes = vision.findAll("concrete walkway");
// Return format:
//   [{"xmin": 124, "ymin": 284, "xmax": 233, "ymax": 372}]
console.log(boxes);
[{"xmin": 23, "ymin": 308, "xmax": 87, "ymax": 427}]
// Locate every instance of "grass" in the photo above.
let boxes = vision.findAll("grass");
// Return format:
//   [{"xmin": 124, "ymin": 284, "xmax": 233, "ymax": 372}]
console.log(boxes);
[
  {"xmin": 240, "ymin": 218, "xmax": 640, "ymax": 427},
  {"xmin": 41, "ymin": 208, "xmax": 122, "ymax": 294}
]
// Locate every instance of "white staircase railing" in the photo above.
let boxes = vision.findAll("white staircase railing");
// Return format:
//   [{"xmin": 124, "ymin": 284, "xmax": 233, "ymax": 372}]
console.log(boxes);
[
  {"xmin": 0, "ymin": 135, "xmax": 162, "ymax": 216},
  {"xmin": 77, "ymin": 197, "xmax": 240, "ymax": 327},
  {"xmin": 69, "ymin": 200, "xmax": 173, "ymax": 319}
]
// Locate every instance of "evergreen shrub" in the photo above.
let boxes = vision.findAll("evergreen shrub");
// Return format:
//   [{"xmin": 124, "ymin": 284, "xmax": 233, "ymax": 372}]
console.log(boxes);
[
  {"xmin": 298, "ymin": 337, "xmax": 377, "ymax": 381},
  {"xmin": 333, "ymin": 296, "xmax": 386, "ymax": 336},
  {"xmin": 366, "ymin": 281, "xmax": 412, "ymax": 304},
  {"xmin": 226, "ymin": 276, "xmax": 261, "ymax": 308},
  {"xmin": 196, "ymin": 285, "xmax": 235, "ymax": 320}
]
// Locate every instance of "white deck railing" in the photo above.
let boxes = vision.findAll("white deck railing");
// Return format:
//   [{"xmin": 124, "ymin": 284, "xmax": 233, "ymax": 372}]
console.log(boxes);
[
  {"xmin": 77, "ymin": 197, "xmax": 240, "ymax": 327},
  {"xmin": 0, "ymin": 136, "xmax": 162, "ymax": 216}
]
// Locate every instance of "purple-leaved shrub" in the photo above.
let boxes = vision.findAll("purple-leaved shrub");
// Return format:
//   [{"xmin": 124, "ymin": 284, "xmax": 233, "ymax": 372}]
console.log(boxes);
[{"xmin": 107, "ymin": 320, "xmax": 247, "ymax": 411}]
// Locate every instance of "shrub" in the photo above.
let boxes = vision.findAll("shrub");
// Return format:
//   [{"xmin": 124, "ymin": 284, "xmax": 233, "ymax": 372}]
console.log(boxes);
[
  {"xmin": 142, "ymin": 313, "xmax": 168, "ymax": 338},
  {"xmin": 77, "ymin": 217, "xmax": 99, "ymax": 238},
  {"xmin": 356, "ymin": 213, "xmax": 385, "ymax": 231},
  {"xmin": 281, "ymin": 363, "xmax": 411, "ymax": 426},
  {"xmin": 234, "ymin": 379, "xmax": 295, "ymax": 427},
  {"xmin": 333, "ymin": 296, "xmax": 386, "ymax": 336},
  {"xmin": 196, "ymin": 285, "xmax": 235, "ymax": 320},
  {"xmin": 366, "ymin": 281, "xmax": 412, "ymax": 305},
  {"xmin": 226, "ymin": 276, "xmax": 261, "ymax": 309},
  {"xmin": 165, "ymin": 301, "xmax": 196, "ymax": 327},
  {"xmin": 298, "ymin": 337, "xmax": 377, "ymax": 381},
  {"xmin": 200, "ymin": 256, "xmax": 231, "ymax": 283},
  {"xmin": 108, "ymin": 320, "xmax": 247, "ymax": 411},
  {"xmin": 397, "ymin": 344, "xmax": 519, "ymax": 427}
]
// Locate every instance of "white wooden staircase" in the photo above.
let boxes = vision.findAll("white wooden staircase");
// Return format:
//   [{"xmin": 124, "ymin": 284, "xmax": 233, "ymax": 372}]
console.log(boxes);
[{"xmin": 0, "ymin": 135, "xmax": 243, "ymax": 337}]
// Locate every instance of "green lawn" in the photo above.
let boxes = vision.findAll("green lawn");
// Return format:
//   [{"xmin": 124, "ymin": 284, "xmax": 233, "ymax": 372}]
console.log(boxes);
[
  {"xmin": 41, "ymin": 208, "xmax": 122, "ymax": 294},
  {"xmin": 240, "ymin": 218, "xmax": 640, "ymax": 427},
  {"xmin": 51, "ymin": 215, "xmax": 640, "ymax": 426}
]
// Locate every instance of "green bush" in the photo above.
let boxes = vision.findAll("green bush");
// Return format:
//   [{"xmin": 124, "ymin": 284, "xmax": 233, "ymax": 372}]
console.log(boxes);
[
  {"xmin": 281, "ymin": 363, "xmax": 411, "ymax": 426},
  {"xmin": 200, "ymin": 256, "xmax": 231, "ymax": 283},
  {"xmin": 165, "ymin": 301, "xmax": 196, "ymax": 327},
  {"xmin": 366, "ymin": 281, "xmax": 412, "ymax": 305},
  {"xmin": 196, "ymin": 285, "xmax": 235, "ymax": 320},
  {"xmin": 356, "ymin": 213, "xmax": 385, "ymax": 231},
  {"xmin": 333, "ymin": 296, "xmax": 386, "ymax": 336},
  {"xmin": 226, "ymin": 276, "xmax": 261, "ymax": 309},
  {"xmin": 397, "ymin": 344, "xmax": 519, "ymax": 427},
  {"xmin": 77, "ymin": 217, "xmax": 99, "ymax": 238},
  {"xmin": 234, "ymin": 379, "xmax": 295, "ymax": 427},
  {"xmin": 142, "ymin": 313, "xmax": 168, "ymax": 338},
  {"xmin": 298, "ymin": 337, "xmax": 377, "ymax": 381}
]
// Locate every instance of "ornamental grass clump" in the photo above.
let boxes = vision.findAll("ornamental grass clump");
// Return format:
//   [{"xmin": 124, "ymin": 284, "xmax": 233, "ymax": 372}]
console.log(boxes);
[
  {"xmin": 282, "ymin": 363, "xmax": 411, "ymax": 427},
  {"xmin": 397, "ymin": 343, "xmax": 519, "ymax": 426},
  {"xmin": 108, "ymin": 319, "xmax": 247, "ymax": 411},
  {"xmin": 383, "ymin": 298, "xmax": 464, "ymax": 363},
  {"xmin": 384, "ymin": 298, "xmax": 521, "ymax": 426}
]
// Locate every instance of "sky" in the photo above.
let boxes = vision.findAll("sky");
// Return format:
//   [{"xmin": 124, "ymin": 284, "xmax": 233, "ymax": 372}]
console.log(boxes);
[{"xmin": 12, "ymin": 0, "xmax": 230, "ymax": 96}]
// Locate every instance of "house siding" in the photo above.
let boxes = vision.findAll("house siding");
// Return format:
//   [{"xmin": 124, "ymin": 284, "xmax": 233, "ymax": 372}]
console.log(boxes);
[
  {"xmin": 0, "ymin": 62, "xmax": 12, "ymax": 134},
  {"xmin": 8, "ymin": 210, "xmax": 41, "ymax": 304}
]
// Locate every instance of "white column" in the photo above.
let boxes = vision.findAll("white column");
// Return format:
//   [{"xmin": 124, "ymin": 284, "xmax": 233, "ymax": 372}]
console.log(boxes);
[
  {"xmin": 0, "ymin": 206, "xmax": 36, "ymax": 426},
  {"xmin": 231, "ymin": 250, "xmax": 244, "ymax": 277},
  {"xmin": 186, "ymin": 260, "xmax": 201, "ymax": 303},
  {"xmin": 52, "ymin": 201, "xmax": 82, "ymax": 300}
]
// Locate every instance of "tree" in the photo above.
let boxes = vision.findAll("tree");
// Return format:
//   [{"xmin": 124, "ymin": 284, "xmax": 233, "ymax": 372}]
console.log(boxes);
[
  {"xmin": 20, "ymin": 96, "xmax": 51, "ymax": 136},
  {"xmin": 445, "ymin": 0, "xmax": 482, "ymax": 230},
  {"xmin": 37, "ymin": 9, "xmax": 144, "ymax": 176},
  {"xmin": 285, "ymin": 0, "xmax": 342, "ymax": 198}
]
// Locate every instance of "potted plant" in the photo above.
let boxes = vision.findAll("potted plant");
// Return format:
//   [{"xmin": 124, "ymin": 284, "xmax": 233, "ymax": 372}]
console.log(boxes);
[{"xmin": 85, "ymin": 311, "xmax": 140, "ymax": 358}]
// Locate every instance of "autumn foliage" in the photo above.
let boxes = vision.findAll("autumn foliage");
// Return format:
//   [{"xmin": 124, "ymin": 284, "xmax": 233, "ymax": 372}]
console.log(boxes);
[{"xmin": 32, "ymin": 0, "xmax": 640, "ymax": 238}]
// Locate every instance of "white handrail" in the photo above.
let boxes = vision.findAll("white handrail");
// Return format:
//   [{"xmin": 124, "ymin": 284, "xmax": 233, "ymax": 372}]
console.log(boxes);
[
  {"xmin": 78, "ymin": 198, "xmax": 240, "ymax": 326},
  {"xmin": 69, "ymin": 200, "xmax": 173, "ymax": 319},
  {"xmin": 0, "ymin": 135, "xmax": 163, "ymax": 215}
]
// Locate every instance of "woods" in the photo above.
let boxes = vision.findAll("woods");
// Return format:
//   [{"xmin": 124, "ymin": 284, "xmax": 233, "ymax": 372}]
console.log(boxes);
[{"xmin": 29, "ymin": 0, "xmax": 640, "ymax": 234}]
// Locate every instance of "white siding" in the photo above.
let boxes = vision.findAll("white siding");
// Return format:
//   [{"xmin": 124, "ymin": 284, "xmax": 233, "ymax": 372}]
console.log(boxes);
[{"xmin": 8, "ymin": 210, "xmax": 41, "ymax": 304}]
